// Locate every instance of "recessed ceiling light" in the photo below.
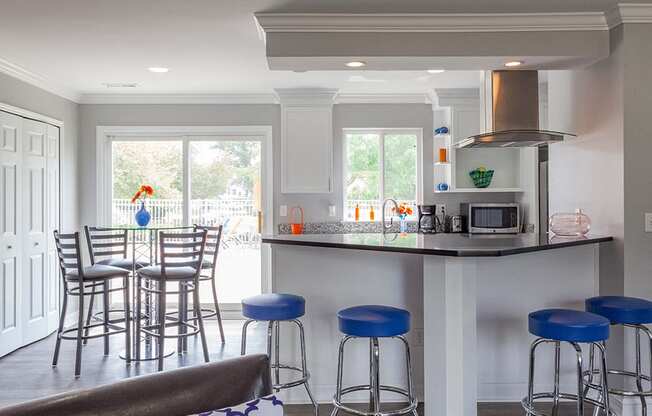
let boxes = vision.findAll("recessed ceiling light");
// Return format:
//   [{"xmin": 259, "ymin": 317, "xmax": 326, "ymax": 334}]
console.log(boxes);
[
  {"xmin": 504, "ymin": 61, "xmax": 523, "ymax": 67},
  {"xmin": 148, "ymin": 67, "xmax": 169, "ymax": 73},
  {"xmin": 427, "ymin": 69, "xmax": 445, "ymax": 74},
  {"xmin": 346, "ymin": 61, "xmax": 366, "ymax": 68}
]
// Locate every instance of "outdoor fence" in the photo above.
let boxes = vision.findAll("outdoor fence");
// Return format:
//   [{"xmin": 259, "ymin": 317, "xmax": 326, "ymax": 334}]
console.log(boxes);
[{"xmin": 112, "ymin": 198, "xmax": 258, "ymax": 227}]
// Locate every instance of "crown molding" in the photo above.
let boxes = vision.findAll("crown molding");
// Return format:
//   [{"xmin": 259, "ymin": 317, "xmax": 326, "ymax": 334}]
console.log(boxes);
[
  {"xmin": 274, "ymin": 88, "xmax": 338, "ymax": 105},
  {"xmin": 606, "ymin": 3, "xmax": 652, "ymax": 28},
  {"xmin": 335, "ymin": 93, "xmax": 430, "ymax": 104},
  {"xmin": 432, "ymin": 88, "xmax": 480, "ymax": 108},
  {"xmin": 0, "ymin": 57, "xmax": 80, "ymax": 102},
  {"xmin": 79, "ymin": 93, "xmax": 279, "ymax": 105},
  {"xmin": 255, "ymin": 12, "xmax": 608, "ymax": 33}
]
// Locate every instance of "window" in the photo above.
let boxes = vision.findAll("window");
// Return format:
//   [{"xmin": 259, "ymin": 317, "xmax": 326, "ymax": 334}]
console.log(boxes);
[{"xmin": 343, "ymin": 129, "xmax": 421, "ymax": 221}]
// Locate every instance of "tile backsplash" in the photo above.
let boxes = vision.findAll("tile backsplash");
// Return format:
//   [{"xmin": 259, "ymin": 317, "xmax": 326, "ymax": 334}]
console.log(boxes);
[{"xmin": 278, "ymin": 221, "xmax": 418, "ymax": 234}]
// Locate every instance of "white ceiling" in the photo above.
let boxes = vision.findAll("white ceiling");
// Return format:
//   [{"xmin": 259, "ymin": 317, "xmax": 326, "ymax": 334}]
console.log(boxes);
[
  {"xmin": 1, "ymin": 0, "xmax": 638, "ymax": 100},
  {"xmin": 0, "ymin": 0, "xmax": 488, "ymax": 100}
]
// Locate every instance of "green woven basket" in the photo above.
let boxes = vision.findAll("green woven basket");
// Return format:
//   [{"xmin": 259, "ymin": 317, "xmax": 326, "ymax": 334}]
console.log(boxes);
[{"xmin": 469, "ymin": 169, "xmax": 494, "ymax": 188}]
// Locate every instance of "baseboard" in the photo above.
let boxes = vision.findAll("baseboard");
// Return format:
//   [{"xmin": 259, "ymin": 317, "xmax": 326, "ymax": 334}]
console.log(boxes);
[{"xmin": 613, "ymin": 395, "xmax": 652, "ymax": 416}]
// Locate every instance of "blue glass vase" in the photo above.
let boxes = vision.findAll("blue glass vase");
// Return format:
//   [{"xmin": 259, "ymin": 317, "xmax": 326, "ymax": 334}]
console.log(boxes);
[{"xmin": 135, "ymin": 201, "xmax": 151, "ymax": 227}]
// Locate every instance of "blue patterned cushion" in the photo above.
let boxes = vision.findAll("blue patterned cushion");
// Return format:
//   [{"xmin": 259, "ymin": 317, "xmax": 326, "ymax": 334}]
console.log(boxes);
[{"xmin": 190, "ymin": 395, "xmax": 284, "ymax": 416}]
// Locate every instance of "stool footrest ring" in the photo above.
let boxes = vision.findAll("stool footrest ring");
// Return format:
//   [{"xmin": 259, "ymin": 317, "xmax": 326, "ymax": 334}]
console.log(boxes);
[
  {"xmin": 333, "ymin": 384, "xmax": 417, "ymax": 416},
  {"xmin": 584, "ymin": 368, "xmax": 652, "ymax": 397},
  {"xmin": 271, "ymin": 363, "xmax": 310, "ymax": 390},
  {"xmin": 521, "ymin": 392, "xmax": 612, "ymax": 416}
]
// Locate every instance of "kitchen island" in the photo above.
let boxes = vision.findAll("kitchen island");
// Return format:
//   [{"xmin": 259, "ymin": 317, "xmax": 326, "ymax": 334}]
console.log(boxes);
[{"xmin": 263, "ymin": 233, "xmax": 612, "ymax": 416}]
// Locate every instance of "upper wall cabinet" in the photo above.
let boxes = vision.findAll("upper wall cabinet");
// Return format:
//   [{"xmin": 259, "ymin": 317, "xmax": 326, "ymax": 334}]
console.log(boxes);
[{"xmin": 277, "ymin": 88, "xmax": 337, "ymax": 194}]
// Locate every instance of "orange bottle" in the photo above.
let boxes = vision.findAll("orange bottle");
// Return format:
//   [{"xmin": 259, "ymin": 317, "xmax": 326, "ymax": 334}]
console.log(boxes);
[
  {"xmin": 369, "ymin": 206, "xmax": 375, "ymax": 221},
  {"xmin": 355, "ymin": 204, "xmax": 360, "ymax": 222}
]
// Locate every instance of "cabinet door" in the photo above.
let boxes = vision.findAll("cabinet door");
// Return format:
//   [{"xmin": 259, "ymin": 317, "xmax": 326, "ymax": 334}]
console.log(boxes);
[
  {"xmin": 281, "ymin": 106, "xmax": 332, "ymax": 193},
  {"xmin": 21, "ymin": 119, "xmax": 49, "ymax": 345},
  {"xmin": 0, "ymin": 111, "xmax": 22, "ymax": 357},
  {"xmin": 45, "ymin": 125, "xmax": 60, "ymax": 332}
]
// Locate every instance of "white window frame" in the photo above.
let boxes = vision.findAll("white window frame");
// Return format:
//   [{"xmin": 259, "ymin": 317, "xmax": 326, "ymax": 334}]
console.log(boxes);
[
  {"xmin": 96, "ymin": 125, "xmax": 273, "ymax": 316},
  {"xmin": 342, "ymin": 128, "xmax": 423, "ymax": 221}
]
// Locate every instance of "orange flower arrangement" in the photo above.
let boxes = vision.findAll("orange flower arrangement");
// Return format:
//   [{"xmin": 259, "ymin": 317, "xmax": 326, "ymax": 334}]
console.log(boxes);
[
  {"xmin": 131, "ymin": 184, "xmax": 154, "ymax": 203},
  {"xmin": 393, "ymin": 203, "xmax": 414, "ymax": 219}
]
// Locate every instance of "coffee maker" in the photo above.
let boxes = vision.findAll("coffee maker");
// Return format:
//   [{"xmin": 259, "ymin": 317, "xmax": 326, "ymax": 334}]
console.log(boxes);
[{"xmin": 418, "ymin": 205, "xmax": 439, "ymax": 233}]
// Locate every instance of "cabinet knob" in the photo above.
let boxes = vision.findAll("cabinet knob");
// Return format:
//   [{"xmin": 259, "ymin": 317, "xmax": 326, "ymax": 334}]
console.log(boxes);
[
  {"xmin": 7, "ymin": 245, "xmax": 12, "ymax": 249},
  {"xmin": 34, "ymin": 242, "xmax": 39, "ymax": 246}
]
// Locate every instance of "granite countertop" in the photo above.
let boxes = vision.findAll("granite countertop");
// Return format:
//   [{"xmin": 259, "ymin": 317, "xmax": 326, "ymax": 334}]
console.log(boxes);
[{"xmin": 262, "ymin": 233, "xmax": 613, "ymax": 257}]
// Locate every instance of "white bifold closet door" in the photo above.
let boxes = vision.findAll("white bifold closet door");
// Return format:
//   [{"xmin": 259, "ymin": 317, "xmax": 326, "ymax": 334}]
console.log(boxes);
[
  {"xmin": 0, "ymin": 110, "xmax": 59, "ymax": 357},
  {"xmin": 0, "ymin": 111, "xmax": 22, "ymax": 357}
]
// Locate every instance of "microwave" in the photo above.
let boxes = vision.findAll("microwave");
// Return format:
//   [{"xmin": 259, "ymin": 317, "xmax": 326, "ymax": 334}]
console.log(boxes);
[{"xmin": 460, "ymin": 203, "xmax": 520, "ymax": 234}]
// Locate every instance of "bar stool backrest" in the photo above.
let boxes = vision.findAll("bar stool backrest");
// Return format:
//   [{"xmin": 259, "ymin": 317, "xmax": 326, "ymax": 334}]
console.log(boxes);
[
  {"xmin": 158, "ymin": 230, "xmax": 207, "ymax": 280},
  {"xmin": 53, "ymin": 231, "xmax": 84, "ymax": 282},
  {"xmin": 193, "ymin": 224, "xmax": 223, "ymax": 278},
  {"xmin": 84, "ymin": 226, "xmax": 128, "ymax": 265}
]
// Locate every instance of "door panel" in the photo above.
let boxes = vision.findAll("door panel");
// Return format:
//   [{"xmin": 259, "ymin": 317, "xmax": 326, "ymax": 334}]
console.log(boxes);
[
  {"xmin": 45, "ymin": 125, "xmax": 59, "ymax": 331},
  {"xmin": 22, "ymin": 119, "xmax": 48, "ymax": 345},
  {"xmin": 0, "ymin": 111, "xmax": 22, "ymax": 357}
]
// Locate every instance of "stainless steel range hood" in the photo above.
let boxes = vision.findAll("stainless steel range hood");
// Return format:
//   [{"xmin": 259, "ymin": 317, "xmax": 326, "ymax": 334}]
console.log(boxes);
[{"xmin": 455, "ymin": 70, "xmax": 574, "ymax": 149}]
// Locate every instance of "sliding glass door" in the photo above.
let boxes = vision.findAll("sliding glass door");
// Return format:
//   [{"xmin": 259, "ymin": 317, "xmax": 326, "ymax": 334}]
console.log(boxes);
[
  {"xmin": 106, "ymin": 131, "xmax": 271, "ymax": 310},
  {"xmin": 189, "ymin": 140, "xmax": 262, "ymax": 304}
]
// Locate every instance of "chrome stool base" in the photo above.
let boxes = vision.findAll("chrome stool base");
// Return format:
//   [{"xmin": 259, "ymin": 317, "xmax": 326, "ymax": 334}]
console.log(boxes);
[
  {"xmin": 331, "ymin": 336, "xmax": 418, "ymax": 416},
  {"xmin": 522, "ymin": 338, "xmax": 612, "ymax": 416},
  {"xmin": 584, "ymin": 324, "xmax": 652, "ymax": 416},
  {"xmin": 241, "ymin": 318, "xmax": 318, "ymax": 416}
]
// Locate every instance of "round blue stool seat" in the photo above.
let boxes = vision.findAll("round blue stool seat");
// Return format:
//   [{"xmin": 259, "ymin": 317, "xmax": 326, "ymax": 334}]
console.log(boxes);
[
  {"xmin": 528, "ymin": 309, "xmax": 609, "ymax": 342},
  {"xmin": 338, "ymin": 305, "xmax": 410, "ymax": 337},
  {"xmin": 242, "ymin": 294, "xmax": 305, "ymax": 321},
  {"xmin": 586, "ymin": 296, "xmax": 652, "ymax": 325}
]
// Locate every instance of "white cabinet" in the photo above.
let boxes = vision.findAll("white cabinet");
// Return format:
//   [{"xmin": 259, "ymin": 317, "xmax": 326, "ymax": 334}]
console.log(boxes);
[
  {"xmin": 277, "ymin": 89, "xmax": 336, "ymax": 193},
  {"xmin": 0, "ymin": 110, "xmax": 59, "ymax": 357}
]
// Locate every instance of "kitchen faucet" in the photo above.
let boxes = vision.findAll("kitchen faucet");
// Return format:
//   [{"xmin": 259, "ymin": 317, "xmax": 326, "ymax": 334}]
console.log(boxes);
[{"xmin": 382, "ymin": 198, "xmax": 399, "ymax": 233}]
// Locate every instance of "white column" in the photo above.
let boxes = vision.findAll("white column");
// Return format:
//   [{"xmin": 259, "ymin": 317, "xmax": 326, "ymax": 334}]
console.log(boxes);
[{"xmin": 423, "ymin": 256, "xmax": 478, "ymax": 416}]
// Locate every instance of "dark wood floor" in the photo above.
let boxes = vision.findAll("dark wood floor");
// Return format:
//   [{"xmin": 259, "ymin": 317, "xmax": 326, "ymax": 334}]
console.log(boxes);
[{"xmin": 0, "ymin": 319, "xmax": 586, "ymax": 415}]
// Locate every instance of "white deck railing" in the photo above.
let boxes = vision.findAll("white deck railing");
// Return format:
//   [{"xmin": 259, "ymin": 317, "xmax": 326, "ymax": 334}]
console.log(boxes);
[{"xmin": 112, "ymin": 198, "xmax": 257, "ymax": 227}]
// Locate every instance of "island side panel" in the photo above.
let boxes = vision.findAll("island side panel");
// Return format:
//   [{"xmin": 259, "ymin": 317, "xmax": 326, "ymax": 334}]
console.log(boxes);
[
  {"xmin": 271, "ymin": 244, "xmax": 425, "ymax": 404},
  {"xmin": 475, "ymin": 244, "xmax": 599, "ymax": 402}
]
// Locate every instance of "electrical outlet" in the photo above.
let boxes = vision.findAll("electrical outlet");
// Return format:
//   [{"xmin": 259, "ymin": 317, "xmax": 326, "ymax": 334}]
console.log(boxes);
[
  {"xmin": 435, "ymin": 204, "xmax": 447, "ymax": 222},
  {"xmin": 646, "ymin": 213, "xmax": 652, "ymax": 232},
  {"xmin": 280, "ymin": 205, "xmax": 287, "ymax": 217}
]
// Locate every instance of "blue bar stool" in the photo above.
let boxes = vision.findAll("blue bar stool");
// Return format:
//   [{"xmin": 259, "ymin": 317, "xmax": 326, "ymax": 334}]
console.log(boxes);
[
  {"xmin": 331, "ymin": 305, "xmax": 417, "ymax": 416},
  {"xmin": 586, "ymin": 296, "xmax": 652, "ymax": 415},
  {"xmin": 522, "ymin": 309, "xmax": 611, "ymax": 416},
  {"xmin": 241, "ymin": 294, "xmax": 318, "ymax": 416}
]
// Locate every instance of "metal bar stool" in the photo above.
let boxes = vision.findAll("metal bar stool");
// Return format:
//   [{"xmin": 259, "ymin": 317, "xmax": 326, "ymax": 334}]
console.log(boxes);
[
  {"xmin": 190, "ymin": 224, "xmax": 226, "ymax": 344},
  {"xmin": 82, "ymin": 226, "xmax": 149, "ymax": 346},
  {"xmin": 241, "ymin": 293, "xmax": 318, "ymax": 416},
  {"xmin": 585, "ymin": 296, "xmax": 652, "ymax": 415},
  {"xmin": 135, "ymin": 230, "xmax": 210, "ymax": 371},
  {"xmin": 51, "ymin": 231, "xmax": 131, "ymax": 377},
  {"xmin": 522, "ymin": 308, "xmax": 612, "ymax": 416},
  {"xmin": 331, "ymin": 305, "xmax": 417, "ymax": 416}
]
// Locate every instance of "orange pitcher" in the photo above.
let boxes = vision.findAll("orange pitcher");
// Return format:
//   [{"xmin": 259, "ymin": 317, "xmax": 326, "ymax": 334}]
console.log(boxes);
[{"xmin": 290, "ymin": 206, "xmax": 304, "ymax": 234}]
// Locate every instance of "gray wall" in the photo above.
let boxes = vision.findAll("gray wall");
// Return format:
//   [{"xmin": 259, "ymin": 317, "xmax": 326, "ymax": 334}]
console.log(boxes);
[
  {"xmin": 548, "ymin": 23, "xmax": 652, "ymax": 380},
  {"xmin": 0, "ymin": 72, "xmax": 79, "ymax": 232}
]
